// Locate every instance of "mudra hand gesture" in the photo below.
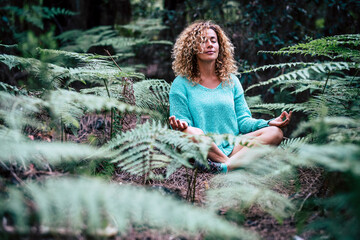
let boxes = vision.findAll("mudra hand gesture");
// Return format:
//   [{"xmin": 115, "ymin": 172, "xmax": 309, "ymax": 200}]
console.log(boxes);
[
  {"xmin": 268, "ymin": 111, "xmax": 292, "ymax": 128},
  {"xmin": 169, "ymin": 116, "xmax": 188, "ymax": 131}
]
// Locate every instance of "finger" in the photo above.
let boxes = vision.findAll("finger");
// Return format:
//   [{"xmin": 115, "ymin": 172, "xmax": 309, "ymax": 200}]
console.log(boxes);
[
  {"xmin": 170, "ymin": 116, "xmax": 177, "ymax": 123},
  {"xmin": 169, "ymin": 117, "xmax": 175, "ymax": 128},
  {"xmin": 279, "ymin": 111, "xmax": 286, "ymax": 120},
  {"xmin": 270, "ymin": 121, "xmax": 281, "ymax": 127},
  {"xmin": 288, "ymin": 111, "xmax": 293, "ymax": 121},
  {"xmin": 170, "ymin": 121, "xmax": 177, "ymax": 130},
  {"xmin": 280, "ymin": 119, "xmax": 289, "ymax": 127},
  {"xmin": 176, "ymin": 119, "xmax": 182, "ymax": 129},
  {"xmin": 181, "ymin": 121, "xmax": 188, "ymax": 130},
  {"xmin": 169, "ymin": 116, "xmax": 178, "ymax": 129}
]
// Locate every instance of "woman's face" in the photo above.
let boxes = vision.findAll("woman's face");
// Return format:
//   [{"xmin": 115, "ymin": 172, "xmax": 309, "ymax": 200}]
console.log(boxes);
[{"xmin": 196, "ymin": 28, "xmax": 219, "ymax": 62}]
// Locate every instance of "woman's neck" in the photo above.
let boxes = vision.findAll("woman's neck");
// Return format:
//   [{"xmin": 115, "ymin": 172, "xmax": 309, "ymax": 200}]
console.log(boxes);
[{"xmin": 197, "ymin": 59, "xmax": 220, "ymax": 88}]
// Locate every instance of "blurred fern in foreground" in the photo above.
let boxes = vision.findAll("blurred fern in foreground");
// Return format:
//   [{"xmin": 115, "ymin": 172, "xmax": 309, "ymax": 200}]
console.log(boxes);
[{"xmin": 1, "ymin": 177, "xmax": 258, "ymax": 240}]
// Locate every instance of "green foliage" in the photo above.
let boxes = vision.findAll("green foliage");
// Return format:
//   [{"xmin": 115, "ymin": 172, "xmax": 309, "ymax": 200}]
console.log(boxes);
[
  {"xmin": 47, "ymin": 89, "xmax": 154, "ymax": 129},
  {"xmin": 206, "ymin": 145, "xmax": 297, "ymax": 221},
  {"xmin": 116, "ymin": 18, "xmax": 169, "ymax": 39},
  {"xmin": 105, "ymin": 121, "xmax": 211, "ymax": 180},
  {"xmin": 57, "ymin": 23, "xmax": 172, "ymax": 55},
  {"xmin": 1, "ymin": 177, "xmax": 257, "ymax": 239},
  {"xmin": 239, "ymin": 33, "xmax": 360, "ymax": 239},
  {"xmin": 1, "ymin": 5, "xmax": 76, "ymax": 30},
  {"xmin": 0, "ymin": 128, "xmax": 101, "ymax": 171},
  {"xmin": 0, "ymin": 89, "xmax": 154, "ymax": 133},
  {"xmin": 245, "ymin": 61, "xmax": 358, "ymax": 92},
  {"xmin": 259, "ymin": 34, "xmax": 360, "ymax": 61},
  {"xmin": 0, "ymin": 91, "xmax": 44, "ymax": 130},
  {"xmin": 0, "ymin": 48, "xmax": 145, "ymax": 90},
  {"xmin": 133, "ymin": 79, "xmax": 171, "ymax": 123}
]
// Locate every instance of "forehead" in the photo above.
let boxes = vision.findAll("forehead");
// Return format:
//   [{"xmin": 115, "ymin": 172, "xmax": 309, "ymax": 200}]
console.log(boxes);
[{"xmin": 204, "ymin": 28, "xmax": 217, "ymax": 38}]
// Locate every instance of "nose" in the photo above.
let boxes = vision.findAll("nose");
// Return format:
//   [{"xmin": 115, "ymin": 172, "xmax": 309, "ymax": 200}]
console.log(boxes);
[{"xmin": 206, "ymin": 40, "xmax": 214, "ymax": 48}]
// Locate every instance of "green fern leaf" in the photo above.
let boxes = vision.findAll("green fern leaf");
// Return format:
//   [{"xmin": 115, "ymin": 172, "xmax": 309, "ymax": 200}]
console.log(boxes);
[
  {"xmin": 105, "ymin": 121, "xmax": 211, "ymax": 179},
  {"xmin": 206, "ymin": 146, "xmax": 296, "ymax": 220},
  {"xmin": 245, "ymin": 62, "xmax": 357, "ymax": 92},
  {"xmin": 47, "ymin": 90, "xmax": 157, "ymax": 129},
  {"xmin": 2, "ymin": 177, "xmax": 257, "ymax": 239},
  {"xmin": 0, "ymin": 129, "xmax": 101, "ymax": 170},
  {"xmin": 133, "ymin": 79, "xmax": 170, "ymax": 122}
]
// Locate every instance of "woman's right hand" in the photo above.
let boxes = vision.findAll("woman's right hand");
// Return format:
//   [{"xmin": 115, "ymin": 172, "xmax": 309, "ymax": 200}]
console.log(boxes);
[{"xmin": 169, "ymin": 116, "xmax": 188, "ymax": 131}]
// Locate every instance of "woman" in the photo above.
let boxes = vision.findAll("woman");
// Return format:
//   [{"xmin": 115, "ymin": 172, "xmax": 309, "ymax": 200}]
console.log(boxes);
[{"xmin": 169, "ymin": 20, "xmax": 291, "ymax": 173}]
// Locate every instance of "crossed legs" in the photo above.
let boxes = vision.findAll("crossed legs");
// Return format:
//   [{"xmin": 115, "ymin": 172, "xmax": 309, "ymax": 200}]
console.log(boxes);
[{"xmin": 184, "ymin": 126, "xmax": 284, "ymax": 171}]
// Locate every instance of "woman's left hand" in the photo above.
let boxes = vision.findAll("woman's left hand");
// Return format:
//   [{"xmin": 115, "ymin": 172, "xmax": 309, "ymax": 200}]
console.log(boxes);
[{"xmin": 269, "ymin": 111, "xmax": 292, "ymax": 128}]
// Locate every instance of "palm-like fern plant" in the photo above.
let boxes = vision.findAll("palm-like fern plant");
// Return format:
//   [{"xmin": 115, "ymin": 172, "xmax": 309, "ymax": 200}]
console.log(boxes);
[
  {"xmin": 1, "ymin": 4, "xmax": 76, "ymax": 31},
  {"xmin": 0, "ymin": 177, "xmax": 259, "ymax": 240},
  {"xmin": 244, "ymin": 34, "xmax": 360, "ymax": 120},
  {"xmin": 133, "ymin": 79, "xmax": 171, "ymax": 123},
  {"xmin": 206, "ymin": 144, "xmax": 298, "ymax": 221},
  {"xmin": 105, "ymin": 121, "xmax": 211, "ymax": 180}
]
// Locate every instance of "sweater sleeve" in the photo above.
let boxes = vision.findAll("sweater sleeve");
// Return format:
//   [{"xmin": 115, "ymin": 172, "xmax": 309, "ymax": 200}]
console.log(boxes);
[
  {"xmin": 233, "ymin": 76, "xmax": 269, "ymax": 134},
  {"xmin": 169, "ymin": 77, "xmax": 193, "ymax": 127}
]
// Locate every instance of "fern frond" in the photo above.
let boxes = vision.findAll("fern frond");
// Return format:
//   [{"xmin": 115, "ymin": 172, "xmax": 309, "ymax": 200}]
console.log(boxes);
[
  {"xmin": 47, "ymin": 90, "xmax": 157, "ymax": 129},
  {"xmin": 2, "ymin": 177, "xmax": 257, "ymax": 239},
  {"xmin": 116, "ymin": 18, "xmax": 170, "ymax": 40},
  {"xmin": 41, "ymin": 7, "xmax": 77, "ymax": 18},
  {"xmin": 295, "ymin": 144, "xmax": 360, "ymax": 176},
  {"xmin": 292, "ymin": 116, "xmax": 360, "ymax": 144},
  {"xmin": 207, "ymin": 173, "xmax": 295, "ymax": 220},
  {"xmin": 148, "ymin": 40, "xmax": 173, "ymax": 45},
  {"xmin": 55, "ymin": 29, "xmax": 84, "ymax": 45},
  {"xmin": 59, "ymin": 26, "xmax": 119, "ymax": 52},
  {"xmin": 271, "ymin": 79, "xmax": 323, "ymax": 94},
  {"xmin": 242, "ymin": 62, "xmax": 312, "ymax": 73},
  {"xmin": 0, "ymin": 54, "xmax": 33, "ymax": 70},
  {"xmin": 105, "ymin": 121, "xmax": 211, "ymax": 179},
  {"xmin": 0, "ymin": 82, "xmax": 27, "ymax": 95},
  {"xmin": 246, "ymin": 62, "xmax": 358, "ymax": 92},
  {"xmin": 280, "ymin": 137, "xmax": 309, "ymax": 149},
  {"xmin": 1, "ymin": 5, "xmax": 76, "ymax": 30},
  {"xmin": 0, "ymin": 52, "xmax": 130, "ymax": 88},
  {"xmin": 37, "ymin": 48, "xmax": 112, "ymax": 67},
  {"xmin": 95, "ymin": 37, "xmax": 148, "ymax": 53},
  {"xmin": 259, "ymin": 34, "xmax": 360, "ymax": 60},
  {"xmin": 0, "ymin": 128, "xmax": 101, "ymax": 170},
  {"xmin": 133, "ymin": 79, "xmax": 170, "ymax": 122},
  {"xmin": 206, "ymin": 146, "xmax": 296, "ymax": 220},
  {"xmin": 0, "ymin": 43, "xmax": 18, "ymax": 48},
  {"xmin": 0, "ymin": 54, "xmax": 69, "ymax": 88},
  {"xmin": 80, "ymin": 85, "xmax": 126, "ymax": 101},
  {"xmin": 250, "ymin": 103, "xmax": 309, "ymax": 115},
  {"xmin": 0, "ymin": 92, "xmax": 45, "ymax": 130}
]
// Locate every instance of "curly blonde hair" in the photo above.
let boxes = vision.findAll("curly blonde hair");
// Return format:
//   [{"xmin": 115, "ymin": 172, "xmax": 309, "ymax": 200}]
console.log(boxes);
[{"xmin": 172, "ymin": 20, "xmax": 237, "ymax": 84}]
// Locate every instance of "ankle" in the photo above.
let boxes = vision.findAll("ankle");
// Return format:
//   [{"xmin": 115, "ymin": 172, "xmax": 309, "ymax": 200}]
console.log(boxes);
[{"xmin": 220, "ymin": 163, "xmax": 228, "ymax": 173}]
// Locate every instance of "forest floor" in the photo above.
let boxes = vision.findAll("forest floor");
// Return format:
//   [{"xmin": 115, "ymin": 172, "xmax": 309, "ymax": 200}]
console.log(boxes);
[
  {"xmin": 114, "ymin": 166, "xmax": 323, "ymax": 240},
  {"xmin": 22, "ymin": 113, "xmax": 325, "ymax": 240}
]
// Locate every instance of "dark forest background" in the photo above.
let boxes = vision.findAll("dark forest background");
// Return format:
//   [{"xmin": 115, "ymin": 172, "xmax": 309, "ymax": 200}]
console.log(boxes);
[{"xmin": 2, "ymin": 0, "xmax": 359, "ymax": 85}]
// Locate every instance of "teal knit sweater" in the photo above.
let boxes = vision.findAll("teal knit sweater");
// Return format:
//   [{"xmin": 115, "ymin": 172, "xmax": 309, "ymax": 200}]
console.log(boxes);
[{"xmin": 169, "ymin": 74, "xmax": 269, "ymax": 156}]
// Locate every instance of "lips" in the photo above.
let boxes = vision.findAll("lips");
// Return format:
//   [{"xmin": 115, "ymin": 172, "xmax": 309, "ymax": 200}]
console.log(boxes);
[{"xmin": 205, "ymin": 51, "xmax": 215, "ymax": 54}]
